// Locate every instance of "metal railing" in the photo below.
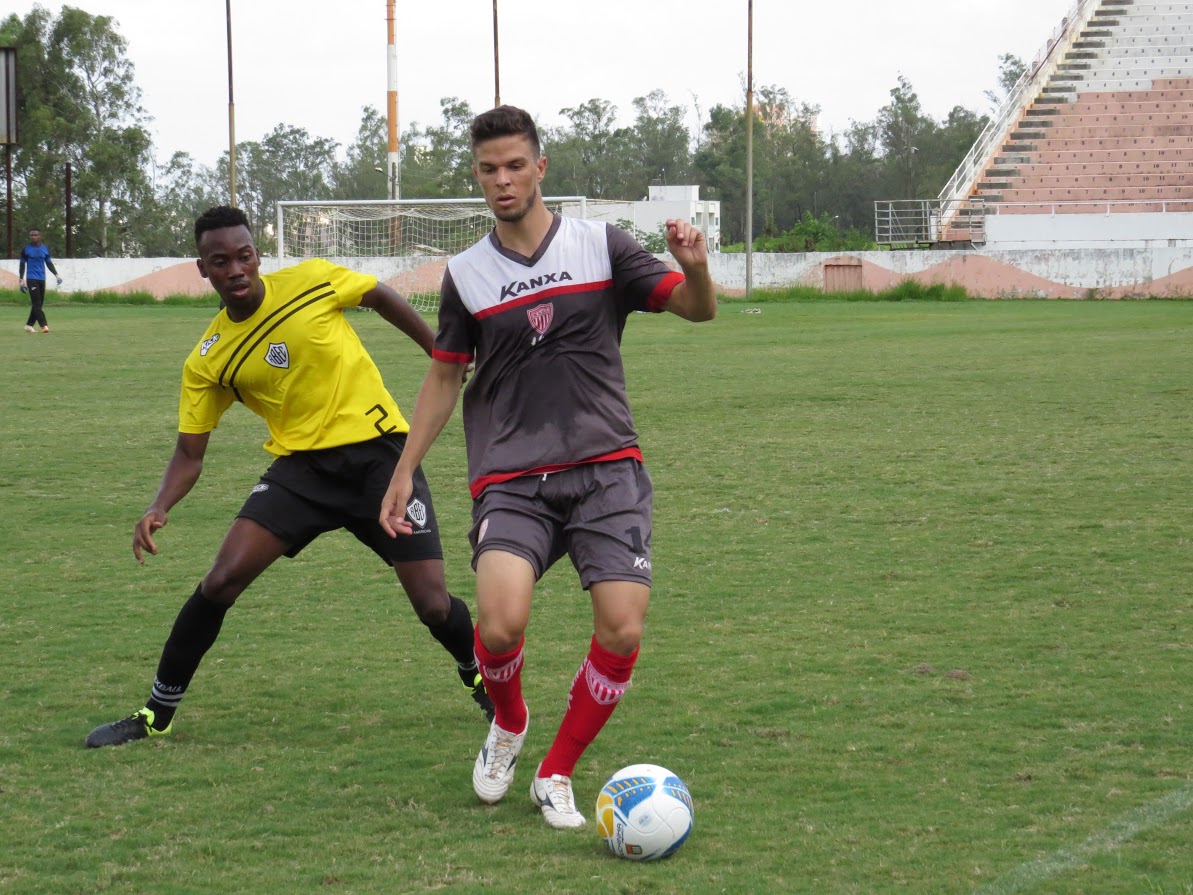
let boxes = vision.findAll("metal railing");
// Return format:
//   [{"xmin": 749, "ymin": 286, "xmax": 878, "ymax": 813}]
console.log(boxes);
[
  {"xmin": 989, "ymin": 200, "xmax": 1190, "ymax": 214},
  {"xmin": 875, "ymin": 198, "xmax": 986, "ymax": 246}
]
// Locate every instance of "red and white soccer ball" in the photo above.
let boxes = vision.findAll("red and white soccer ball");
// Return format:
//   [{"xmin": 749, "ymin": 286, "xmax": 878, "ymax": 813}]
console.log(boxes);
[{"xmin": 595, "ymin": 764, "xmax": 694, "ymax": 861}]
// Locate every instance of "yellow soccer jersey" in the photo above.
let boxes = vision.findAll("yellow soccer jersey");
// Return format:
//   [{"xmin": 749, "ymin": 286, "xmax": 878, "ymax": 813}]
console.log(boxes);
[{"xmin": 179, "ymin": 258, "xmax": 410, "ymax": 455}]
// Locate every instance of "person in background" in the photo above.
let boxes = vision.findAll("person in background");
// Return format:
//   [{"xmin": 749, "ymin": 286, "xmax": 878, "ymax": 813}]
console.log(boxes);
[{"xmin": 19, "ymin": 228, "xmax": 62, "ymax": 333}]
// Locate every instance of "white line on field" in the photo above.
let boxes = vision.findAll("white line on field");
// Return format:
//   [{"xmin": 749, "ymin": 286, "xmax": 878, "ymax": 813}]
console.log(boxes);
[{"xmin": 971, "ymin": 782, "xmax": 1193, "ymax": 895}]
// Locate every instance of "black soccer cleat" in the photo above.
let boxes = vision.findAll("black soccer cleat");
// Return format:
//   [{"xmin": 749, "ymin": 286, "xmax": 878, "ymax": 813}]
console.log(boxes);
[
  {"xmin": 85, "ymin": 708, "xmax": 172, "ymax": 748},
  {"xmin": 460, "ymin": 667, "xmax": 496, "ymax": 722}
]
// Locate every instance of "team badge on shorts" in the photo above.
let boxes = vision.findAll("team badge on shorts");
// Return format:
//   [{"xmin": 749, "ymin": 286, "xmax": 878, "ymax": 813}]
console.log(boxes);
[
  {"xmin": 527, "ymin": 303, "xmax": 553, "ymax": 335},
  {"xmin": 406, "ymin": 498, "xmax": 428, "ymax": 528},
  {"xmin": 264, "ymin": 342, "xmax": 290, "ymax": 369}
]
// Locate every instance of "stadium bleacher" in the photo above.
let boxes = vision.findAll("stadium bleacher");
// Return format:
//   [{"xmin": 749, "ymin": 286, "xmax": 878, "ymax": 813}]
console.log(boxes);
[{"xmin": 940, "ymin": 0, "xmax": 1193, "ymax": 242}]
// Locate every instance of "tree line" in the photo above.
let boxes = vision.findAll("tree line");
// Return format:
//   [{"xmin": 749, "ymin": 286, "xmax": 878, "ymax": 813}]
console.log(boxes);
[{"xmin": 2, "ymin": 6, "xmax": 1025, "ymax": 258}]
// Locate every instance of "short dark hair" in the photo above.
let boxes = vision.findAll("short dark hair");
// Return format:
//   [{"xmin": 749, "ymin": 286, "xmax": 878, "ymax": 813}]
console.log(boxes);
[
  {"xmin": 470, "ymin": 105, "xmax": 540, "ymax": 157},
  {"xmin": 195, "ymin": 205, "xmax": 251, "ymax": 245}
]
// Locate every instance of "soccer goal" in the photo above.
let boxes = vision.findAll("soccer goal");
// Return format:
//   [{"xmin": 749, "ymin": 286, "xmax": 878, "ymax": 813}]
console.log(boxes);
[{"xmin": 276, "ymin": 197, "xmax": 589, "ymax": 312}]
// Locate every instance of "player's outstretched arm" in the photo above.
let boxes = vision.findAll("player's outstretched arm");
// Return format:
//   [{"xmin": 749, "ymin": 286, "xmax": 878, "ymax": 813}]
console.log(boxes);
[
  {"xmin": 661, "ymin": 219, "xmax": 717, "ymax": 322},
  {"xmin": 379, "ymin": 359, "xmax": 466, "ymax": 537},
  {"xmin": 133, "ymin": 431, "xmax": 210, "ymax": 563},
  {"xmin": 360, "ymin": 283, "xmax": 436, "ymax": 357}
]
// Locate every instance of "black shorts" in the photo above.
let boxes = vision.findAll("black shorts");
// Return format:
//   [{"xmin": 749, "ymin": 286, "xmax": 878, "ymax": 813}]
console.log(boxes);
[
  {"xmin": 469, "ymin": 458, "xmax": 653, "ymax": 589},
  {"xmin": 237, "ymin": 433, "xmax": 443, "ymax": 565}
]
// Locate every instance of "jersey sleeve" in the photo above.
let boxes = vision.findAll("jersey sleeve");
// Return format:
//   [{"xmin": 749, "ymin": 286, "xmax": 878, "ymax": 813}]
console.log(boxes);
[
  {"xmin": 312, "ymin": 258, "xmax": 379, "ymax": 309},
  {"xmin": 178, "ymin": 358, "xmax": 236, "ymax": 434},
  {"xmin": 432, "ymin": 267, "xmax": 477, "ymax": 364},
  {"xmin": 606, "ymin": 224, "xmax": 685, "ymax": 314}
]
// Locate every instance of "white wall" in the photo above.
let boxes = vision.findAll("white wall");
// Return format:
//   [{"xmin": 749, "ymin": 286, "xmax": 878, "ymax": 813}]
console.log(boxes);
[
  {"xmin": 6, "ymin": 246, "xmax": 1193, "ymax": 299},
  {"xmin": 985, "ymin": 212, "xmax": 1193, "ymax": 250}
]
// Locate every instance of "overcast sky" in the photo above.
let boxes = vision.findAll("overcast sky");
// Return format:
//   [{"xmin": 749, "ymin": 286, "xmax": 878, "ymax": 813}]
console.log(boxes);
[{"xmin": 29, "ymin": 0, "xmax": 1074, "ymax": 172}]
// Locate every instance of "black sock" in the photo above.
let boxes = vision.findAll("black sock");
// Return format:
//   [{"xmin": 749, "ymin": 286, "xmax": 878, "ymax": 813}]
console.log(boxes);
[
  {"xmin": 425, "ymin": 594, "xmax": 479, "ymax": 683},
  {"xmin": 144, "ymin": 585, "xmax": 229, "ymax": 729}
]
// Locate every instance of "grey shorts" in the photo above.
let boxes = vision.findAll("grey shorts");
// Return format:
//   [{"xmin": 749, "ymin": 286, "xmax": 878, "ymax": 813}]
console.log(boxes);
[
  {"xmin": 469, "ymin": 458, "xmax": 653, "ymax": 589},
  {"xmin": 237, "ymin": 433, "xmax": 443, "ymax": 565}
]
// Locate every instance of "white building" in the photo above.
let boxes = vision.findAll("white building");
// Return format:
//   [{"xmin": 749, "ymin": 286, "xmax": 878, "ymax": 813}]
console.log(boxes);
[{"xmin": 585, "ymin": 185, "xmax": 722, "ymax": 252}]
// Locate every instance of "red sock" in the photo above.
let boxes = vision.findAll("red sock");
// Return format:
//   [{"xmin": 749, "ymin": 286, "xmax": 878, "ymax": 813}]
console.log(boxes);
[
  {"xmin": 474, "ymin": 628, "xmax": 527, "ymax": 733},
  {"xmin": 539, "ymin": 636, "xmax": 638, "ymax": 778}
]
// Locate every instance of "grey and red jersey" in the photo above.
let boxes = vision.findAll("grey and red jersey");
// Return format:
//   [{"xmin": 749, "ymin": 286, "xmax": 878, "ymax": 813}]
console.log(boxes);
[{"xmin": 435, "ymin": 214, "xmax": 683, "ymax": 498}]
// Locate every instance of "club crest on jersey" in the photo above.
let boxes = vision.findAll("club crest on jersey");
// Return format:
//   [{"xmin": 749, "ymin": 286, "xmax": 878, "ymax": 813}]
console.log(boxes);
[
  {"xmin": 264, "ymin": 342, "xmax": 290, "ymax": 369},
  {"xmin": 527, "ymin": 303, "xmax": 554, "ymax": 335},
  {"xmin": 500, "ymin": 270, "xmax": 572, "ymax": 301},
  {"xmin": 406, "ymin": 498, "xmax": 428, "ymax": 528},
  {"xmin": 199, "ymin": 333, "xmax": 220, "ymax": 356}
]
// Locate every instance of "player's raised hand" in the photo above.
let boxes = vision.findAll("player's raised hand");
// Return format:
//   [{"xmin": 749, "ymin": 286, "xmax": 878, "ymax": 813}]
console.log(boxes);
[
  {"xmin": 133, "ymin": 509, "xmax": 169, "ymax": 563},
  {"xmin": 379, "ymin": 472, "xmax": 415, "ymax": 538},
  {"xmin": 665, "ymin": 219, "xmax": 708, "ymax": 271}
]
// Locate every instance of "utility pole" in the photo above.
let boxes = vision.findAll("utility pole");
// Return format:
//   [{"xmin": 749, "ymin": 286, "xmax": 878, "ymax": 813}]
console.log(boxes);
[
  {"xmin": 226, "ymin": 0, "xmax": 237, "ymax": 206},
  {"xmin": 745, "ymin": 0, "xmax": 754, "ymax": 300},
  {"xmin": 1, "ymin": 47, "xmax": 16, "ymax": 259},
  {"xmin": 64, "ymin": 162, "xmax": 72, "ymax": 256},
  {"xmin": 386, "ymin": 0, "xmax": 400, "ymax": 199},
  {"xmin": 493, "ymin": 0, "xmax": 501, "ymax": 107}
]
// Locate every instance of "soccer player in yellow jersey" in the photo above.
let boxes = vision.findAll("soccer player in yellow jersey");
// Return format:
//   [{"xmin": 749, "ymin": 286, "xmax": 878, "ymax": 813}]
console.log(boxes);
[{"xmin": 85, "ymin": 206, "xmax": 492, "ymax": 748}]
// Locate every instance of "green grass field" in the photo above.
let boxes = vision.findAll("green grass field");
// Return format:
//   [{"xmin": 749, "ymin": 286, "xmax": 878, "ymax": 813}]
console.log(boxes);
[{"xmin": 1, "ymin": 301, "xmax": 1191, "ymax": 895}]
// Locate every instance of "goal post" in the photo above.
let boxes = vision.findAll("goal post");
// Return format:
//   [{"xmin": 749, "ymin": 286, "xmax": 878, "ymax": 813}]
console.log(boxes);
[{"xmin": 275, "ymin": 197, "xmax": 589, "ymax": 313}]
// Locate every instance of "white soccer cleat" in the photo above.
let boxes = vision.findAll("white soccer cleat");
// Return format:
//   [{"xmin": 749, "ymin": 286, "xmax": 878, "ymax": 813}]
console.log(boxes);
[
  {"xmin": 530, "ymin": 765, "xmax": 587, "ymax": 829},
  {"xmin": 472, "ymin": 708, "xmax": 527, "ymax": 804}
]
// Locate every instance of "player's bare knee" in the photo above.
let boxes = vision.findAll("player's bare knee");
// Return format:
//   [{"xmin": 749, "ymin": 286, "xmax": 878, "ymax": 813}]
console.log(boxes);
[{"xmin": 597, "ymin": 627, "xmax": 643, "ymax": 656}]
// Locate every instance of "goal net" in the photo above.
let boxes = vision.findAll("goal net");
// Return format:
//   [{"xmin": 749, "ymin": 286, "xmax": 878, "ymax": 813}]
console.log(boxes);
[{"xmin": 276, "ymin": 197, "xmax": 589, "ymax": 313}]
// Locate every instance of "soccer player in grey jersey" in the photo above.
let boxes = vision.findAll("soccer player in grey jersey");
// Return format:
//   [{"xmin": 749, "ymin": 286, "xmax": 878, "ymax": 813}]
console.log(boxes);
[{"xmin": 380, "ymin": 105, "xmax": 716, "ymax": 830}]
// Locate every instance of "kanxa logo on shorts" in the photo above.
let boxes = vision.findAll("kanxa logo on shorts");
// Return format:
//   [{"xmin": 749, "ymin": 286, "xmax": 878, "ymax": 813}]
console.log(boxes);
[
  {"xmin": 264, "ymin": 342, "xmax": 290, "ymax": 369},
  {"xmin": 406, "ymin": 498, "xmax": 428, "ymax": 528},
  {"xmin": 527, "ymin": 303, "xmax": 553, "ymax": 335},
  {"xmin": 199, "ymin": 333, "xmax": 220, "ymax": 356}
]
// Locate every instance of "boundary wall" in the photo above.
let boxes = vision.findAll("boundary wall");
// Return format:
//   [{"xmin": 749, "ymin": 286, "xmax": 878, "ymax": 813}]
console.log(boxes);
[{"xmin": 3, "ymin": 248, "xmax": 1193, "ymax": 299}]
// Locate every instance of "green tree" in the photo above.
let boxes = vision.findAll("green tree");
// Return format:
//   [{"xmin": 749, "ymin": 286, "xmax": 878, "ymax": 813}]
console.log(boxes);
[
  {"xmin": 692, "ymin": 102, "xmax": 747, "ymax": 242},
  {"xmin": 546, "ymin": 98, "xmax": 631, "ymax": 198},
  {"xmin": 213, "ymin": 124, "xmax": 339, "ymax": 251},
  {"xmin": 877, "ymin": 75, "xmax": 935, "ymax": 199},
  {"xmin": 334, "ymin": 105, "xmax": 388, "ymax": 200},
  {"xmin": 752, "ymin": 210, "xmax": 875, "ymax": 252},
  {"xmin": 127, "ymin": 152, "xmax": 221, "ymax": 256},
  {"xmin": 985, "ymin": 53, "xmax": 1028, "ymax": 112},
  {"xmin": 822, "ymin": 121, "xmax": 883, "ymax": 234},
  {"xmin": 400, "ymin": 97, "xmax": 476, "ymax": 199},
  {"xmin": 1, "ymin": 5, "xmax": 154, "ymax": 256},
  {"xmin": 623, "ymin": 90, "xmax": 692, "ymax": 197}
]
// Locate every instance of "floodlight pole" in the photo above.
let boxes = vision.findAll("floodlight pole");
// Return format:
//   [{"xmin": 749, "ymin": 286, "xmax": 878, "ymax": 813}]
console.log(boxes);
[
  {"xmin": 745, "ymin": 0, "xmax": 754, "ymax": 300},
  {"xmin": 387, "ymin": 0, "xmax": 400, "ymax": 199},
  {"xmin": 226, "ymin": 0, "xmax": 237, "ymax": 207},
  {"xmin": 493, "ymin": 0, "xmax": 501, "ymax": 107}
]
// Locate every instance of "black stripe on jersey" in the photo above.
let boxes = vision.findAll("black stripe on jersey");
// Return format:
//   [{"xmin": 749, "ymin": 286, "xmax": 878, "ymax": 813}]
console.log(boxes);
[
  {"xmin": 217, "ymin": 282, "xmax": 333, "ymax": 386},
  {"xmin": 224, "ymin": 288, "xmax": 337, "ymax": 389}
]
